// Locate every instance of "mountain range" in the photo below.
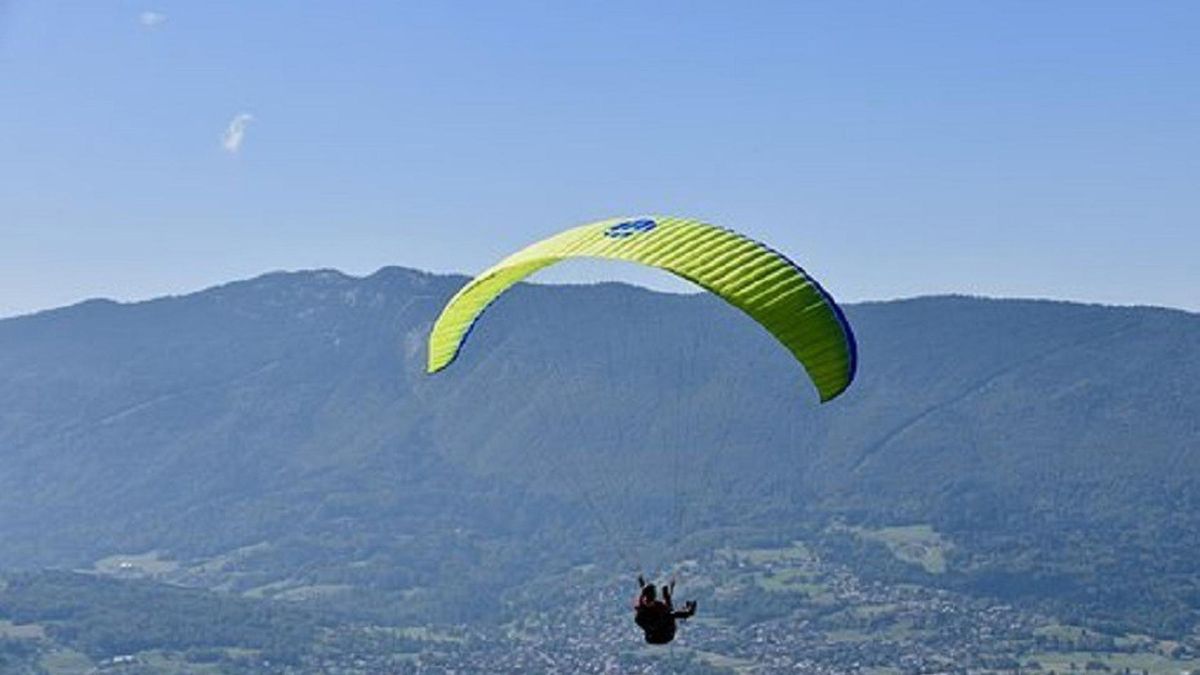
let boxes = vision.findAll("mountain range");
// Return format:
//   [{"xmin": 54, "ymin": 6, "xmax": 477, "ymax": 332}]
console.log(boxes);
[{"xmin": 0, "ymin": 267, "xmax": 1196, "ymax": 635}]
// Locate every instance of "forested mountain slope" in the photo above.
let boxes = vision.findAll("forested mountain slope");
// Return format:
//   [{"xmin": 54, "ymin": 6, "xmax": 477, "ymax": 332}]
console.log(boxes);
[{"xmin": 0, "ymin": 268, "xmax": 1196, "ymax": 632}]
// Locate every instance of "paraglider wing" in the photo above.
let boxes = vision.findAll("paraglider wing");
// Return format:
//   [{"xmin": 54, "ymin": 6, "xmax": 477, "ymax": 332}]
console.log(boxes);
[{"xmin": 426, "ymin": 215, "xmax": 857, "ymax": 402}]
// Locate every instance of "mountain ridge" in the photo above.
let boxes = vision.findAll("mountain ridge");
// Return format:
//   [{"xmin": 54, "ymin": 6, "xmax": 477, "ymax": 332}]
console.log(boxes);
[{"xmin": 9, "ymin": 264, "xmax": 1196, "ymax": 324}]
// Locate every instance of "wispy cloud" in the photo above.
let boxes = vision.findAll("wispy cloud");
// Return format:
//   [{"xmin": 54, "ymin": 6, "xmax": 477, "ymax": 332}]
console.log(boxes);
[
  {"xmin": 139, "ymin": 11, "xmax": 167, "ymax": 29},
  {"xmin": 221, "ymin": 113, "xmax": 254, "ymax": 154}
]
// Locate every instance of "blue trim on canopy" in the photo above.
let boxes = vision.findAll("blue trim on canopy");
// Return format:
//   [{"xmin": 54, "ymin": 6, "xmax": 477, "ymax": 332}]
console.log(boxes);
[{"xmin": 733, "ymin": 228, "xmax": 858, "ymax": 400}]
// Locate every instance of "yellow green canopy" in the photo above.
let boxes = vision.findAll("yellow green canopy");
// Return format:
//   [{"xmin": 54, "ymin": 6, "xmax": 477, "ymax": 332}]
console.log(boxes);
[{"xmin": 427, "ymin": 215, "xmax": 857, "ymax": 402}]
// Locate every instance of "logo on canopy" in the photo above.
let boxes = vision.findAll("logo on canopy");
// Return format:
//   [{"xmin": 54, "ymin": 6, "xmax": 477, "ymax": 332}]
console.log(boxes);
[{"xmin": 604, "ymin": 219, "xmax": 657, "ymax": 239}]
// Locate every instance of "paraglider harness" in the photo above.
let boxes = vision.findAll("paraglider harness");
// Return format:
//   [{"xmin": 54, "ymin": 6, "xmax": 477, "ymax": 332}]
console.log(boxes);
[{"xmin": 634, "ymin": 576, "xmax": 696, "ymax": 645}]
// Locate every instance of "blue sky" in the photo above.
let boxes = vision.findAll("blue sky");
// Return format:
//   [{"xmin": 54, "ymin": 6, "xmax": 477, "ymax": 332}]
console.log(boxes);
[{"xmin": 1, "ymin": 1, "xmax": 1196, "ymax": 317}]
